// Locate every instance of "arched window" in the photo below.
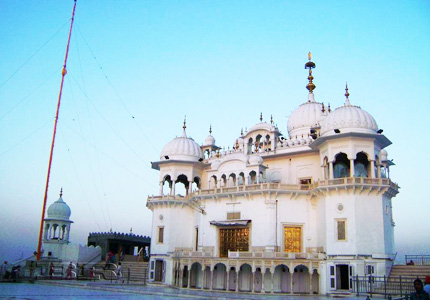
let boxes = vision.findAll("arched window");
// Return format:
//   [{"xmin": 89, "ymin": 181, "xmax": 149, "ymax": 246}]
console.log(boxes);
[
  {"xmin": 210, "ymin": 175, "xmax": 217, "ymax": 188},
  {"xmin": 334, "ymin": 153, "xmax": 349, "ymax": 178},
  {"xmin": 355, "ymin": 152, "xmax": 369, "ymax": 177},
  {"xmin": 192, "ymin": 177, "xmax": 201, "ymax": 192},
  {"xmin": 249, "ymin": 171, "xmax": 257, "ymax": 184},
  {"xmin": 162, "ymin": 175, "xmax": 172, "ymax": 195},
  {"xmin": 221, "ymin": 174, "xmax": 227, "ymax": 187},
  {"xmin": 228, "ymin": 173, "xmax": 236, "ymax": 187},
  {"xmin": 175, "ymin": 174, "xmax": 188, "ymax": 196},
  {"xmin": 238, "ymin": 172, "xmax": 245, "ymax": 185},
  {"xmin": 248, "ymin": 138, "xmax": 253, "ymax": 154}
]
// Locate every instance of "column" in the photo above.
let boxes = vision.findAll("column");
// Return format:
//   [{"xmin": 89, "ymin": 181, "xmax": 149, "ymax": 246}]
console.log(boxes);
[
  {"xmin": 171, "ymin": 182, "xmax": 176, "ymax": 196},
  {"xmin": 210, "ymin": 269, "xmax": 213, "ymax": 290},
  {"xmin": 290, "ymin": 271, "xmax": 294, "ymax": 294},
  {"xmin": 187, "ymin": 266, "xmax": 191, "ymax": 288},
  {"xmin": 189, "ymin": 181, "xmax": 193, "ymax": 195},
  {"xmin": 370, "ymin": 160, "xmax": 375, "ymax": 178},
  {"xmin": 377, "ymin": 164, "xmax": 381, "ymax": 178},
  {"xmin": 226, "ymin": 270, "xmax": 230, "ymax": 290},
  {"xmin": 201, "ymin": 267, "xmax": 205, "ymax": 290},
  {"xmin": 309, "ymin": 272, "xmax": 313, "ymax": 294},
  {"xmin": 329, "ymin": 162, "xmax": 334, "ymax": 179},
  {"xmin": 270, "ymin": 270, "xmax": 274, "ymax": 293},
  {"xmin": 252, "ymin": 271, "xmax": 255, "ymax": 292},
  {"xmin": 261, "ymin": 270, "xmax": 265, "ymax": 293},
  {"xmin": 179, "ymin": 268, "xmax": 183, "ymax": 288},
  {"xmin": 350, "ymin": 159, "xmax": 355, "ymax": 177},
  {"xmin": 159, "ymin": 181, "xmax": 163, "ymax": 195},
  {"xmin": 235, "ymin": 271, "xmax": 239, "ymax": 292}
]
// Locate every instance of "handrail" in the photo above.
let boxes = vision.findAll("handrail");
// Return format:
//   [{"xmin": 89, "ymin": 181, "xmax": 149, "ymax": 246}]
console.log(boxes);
[{"xmin": 405, "ymin": 254, "xmax": 430, "ymax": 265}]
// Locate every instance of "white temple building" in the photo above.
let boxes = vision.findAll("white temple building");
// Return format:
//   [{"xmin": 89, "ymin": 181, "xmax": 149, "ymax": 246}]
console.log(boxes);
[{"xmin": 146, "ymin": 54, "xmax": 399, "ymax": 295}]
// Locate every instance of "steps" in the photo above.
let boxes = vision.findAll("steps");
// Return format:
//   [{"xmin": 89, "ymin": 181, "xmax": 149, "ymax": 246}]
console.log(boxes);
[
  {"xmin": 92, "ymin": 260, "xmax": 148, "ymax": 283},
  {"xmin": 389, "ymin": 265, "xmax": 430, "ymax": 279}
]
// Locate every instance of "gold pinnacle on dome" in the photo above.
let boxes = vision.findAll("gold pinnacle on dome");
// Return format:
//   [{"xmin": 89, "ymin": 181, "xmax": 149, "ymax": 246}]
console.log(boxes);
[
  {"xmin": 209, "ymin": 124, "xmax": 212, "ymax": 135},
  {"xmin": 241, "ymin": 128, "xmax": 243, "ymax": 136},
  {"xmin": 345, "ymin": 82, "xmax": 351, "ymax": 106},
  {"xmin": 270, "ymin": 115, "xmax": 273, "ymax": 124},
  {"xmin": 60, "ymin": 188, "xmax": 63, "ymax": 197},
  {"xmin": 260, "ymin": 112, "xmax": 263, "ymax": 122},
  {"xmin": 183, "ymin": 116, "xmax": 186, "ymax": 130},
  {"xmin": 305, "ymin": 52, "xmax": 316, "ymax": 96}
]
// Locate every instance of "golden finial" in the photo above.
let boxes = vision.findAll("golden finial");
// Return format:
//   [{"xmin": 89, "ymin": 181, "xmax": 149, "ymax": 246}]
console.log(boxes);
[
  {"xmin": 183, "ymin": 116, "xmax": 186, "ymax": 131},
  {"xmin": 60, "ymin": 188, "xmax": 63, "ymax": 197},
  {"xmin": 305, "ymin": 52, "xmax": 316, "ymax": 95},
  {"xmin": 209, "ymin": 124, "xmax": 212, "ymax": 135},
  {"xmin": 241, "ymin": 128, "xmax": 243, "ymax": 136},
  {"xmin": 321, "ymin": 102, "xmax": 325, "ymax": 113},
  {"xmin": 235, "ymin": 139, "xmax": 239, "ymax": 149},
  {"xmin": 345, "ymin": 82, "xmax": 351, "ymax": 106},
  {"xmin": 260, "ymin": 112, "xmax": 263, "ymax": 122},
  {"xmin": 270, "ymin": 114, "xmax": 273, "ymax": 124},
  {"xmin": 328, "ymin": 103, "xmax": 331, "ymax": 113}
]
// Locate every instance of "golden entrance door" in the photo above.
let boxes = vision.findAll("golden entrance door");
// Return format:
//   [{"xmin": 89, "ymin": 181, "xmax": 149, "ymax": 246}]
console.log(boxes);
[
  {"xmin": 284, "ymin": 226, "xmax": 301, "ymax": 253},
  {"xmin": 219, "ymin": 228, "xmax": 249, "ymax": 257}
]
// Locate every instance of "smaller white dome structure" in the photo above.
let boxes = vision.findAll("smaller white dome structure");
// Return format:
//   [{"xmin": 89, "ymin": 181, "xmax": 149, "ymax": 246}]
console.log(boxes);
[
  {"xmin": 249, "ymin": 155, "xmax": 263, "ymax": 165},
  {"xmin": 288, "ymin": 101, "xmax": 325, "ymax": 137},
  {"xmin": 160, "ymin": 121, "xmax": 203, "ymax": 162},
  {"xmin": 47, "ymin": 190, "xmax": 71, "ymax": 221},
  {"xmin": 204, "ymin": 125, "xmax": 216, "ymax": 146},
  {"xmin": 320, "ymin": 86, "xmax": 378, "ymax": 137}
]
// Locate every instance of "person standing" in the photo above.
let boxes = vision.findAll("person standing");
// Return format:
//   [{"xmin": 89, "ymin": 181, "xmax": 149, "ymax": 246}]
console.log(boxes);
[
  {"xmin": 410, "ymin": 279, "xmax": 430, "ymax": 300},
  {"xmin": 115, "ymin": 262, "xmax": 123, "ymax": 283},
  {"xmin": 66, "ymin": 262, "xmax": 73, "ymax": 279},
  {"xmin": 49, "ymin": 263, "xmax": 54, "ymax": 279},
  {"xmin": 0, "ymin": 261, "xmax": 8, "ymax": 281},
  {"xmin": 424, "ymin": 276, "xmax": 430, "ymax": 294}
]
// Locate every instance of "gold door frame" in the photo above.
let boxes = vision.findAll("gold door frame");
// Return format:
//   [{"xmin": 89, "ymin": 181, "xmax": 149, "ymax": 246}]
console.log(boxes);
[{"xmin": 283, "ymin": 226, "xmax": 302, "ymax": 253}]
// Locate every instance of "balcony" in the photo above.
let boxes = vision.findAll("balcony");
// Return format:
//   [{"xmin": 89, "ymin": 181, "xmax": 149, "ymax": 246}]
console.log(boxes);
[{"xmin": 147, "ymin": 177, "xmax": 399, "ymax": 204}]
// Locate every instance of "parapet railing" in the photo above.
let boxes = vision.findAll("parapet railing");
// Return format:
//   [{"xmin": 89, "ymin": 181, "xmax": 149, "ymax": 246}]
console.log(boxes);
[
  {"xmin": 352, "ymin": 275, "xmax": 425, "ymax": 298},
  {"xmin": 404, "ymin": 255, "xmax": 430, "ymax": 265},
  {"xmin": 148, "ymin": 178, "xmax": 399, "ymax": 201},
  {"xmin": 173, "ymin": 250, "xmax": 325, "ymax": 260}
]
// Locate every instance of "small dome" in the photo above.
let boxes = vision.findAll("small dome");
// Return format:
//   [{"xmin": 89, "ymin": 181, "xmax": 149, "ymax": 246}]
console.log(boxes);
[
  {"xmin": 288, "ymin": 101, "xmax": 324, "ymax": 138},
  {"xmin": 320, "ymin": 101, "xmax": 378, "ymax": 137},
  {"xmin": 380, "ymin": 149, "xmax": 388, "ymax": 161},
  {"xmin": 47, "ymin": 193, "xmax": 71, "ymax": 221},
  {"xmin": 248, "ymin": 122, "xmax": 275, "ymax": 133},
  {"xmin": 161, "ymin": 130, "xmax": 203, "ymax": 161},
  {"xmin": 204, "ymin": 134, "xmax": 215, "ymax": 146},
  {"xmin": 249, "ymin": 155, "xmax": 263, "ymax": 165}
]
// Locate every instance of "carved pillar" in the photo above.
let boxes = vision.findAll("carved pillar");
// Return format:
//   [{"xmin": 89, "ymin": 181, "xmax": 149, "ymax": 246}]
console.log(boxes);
[
  {"xmin": 309, "ymin": 272, "xmax": 313, "ymax": 294},
  {"xmin": 329, "ymin": 162, "xmax": 334, "ymax": 179},
  {"xmin": 179, "ymin": 267, "xmax": 183, "ymax": 288},
  {"xmin": 270, "ymin": 269, "xmax": 274, "ymax": 293},
  {"xmin": 377, "ymin": 164, "xmax": 381, "ymax": 178},
  {"xmin": 370, "ymin": 160, "xmax": 375, "ymax": 178},
  {"xmin": 188, "ymin": 181, "xmax": 192, "ymax": 196},
  {"xmin": 350, "ymin": 159, "xmax": 355, "ymax": 177},
  {"xmin": 171, "ymin": 182, "xmax": 176, "ymax": 196},
  {"xmin": 159, "ymin": 181, "xmax": 163, "ymax": 195},
  {"xmin": 261, "ymin": 270, "xmax": 265, "ymax": 293},
  {"xmin": 226, "ymin": 270, "xmax": 230, "ymax": 291}
]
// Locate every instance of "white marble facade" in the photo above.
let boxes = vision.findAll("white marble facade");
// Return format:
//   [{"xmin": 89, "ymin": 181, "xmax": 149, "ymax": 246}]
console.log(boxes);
[{"xmin": 146, "ymin": 56, "xmax": 399, "ymax": 295}]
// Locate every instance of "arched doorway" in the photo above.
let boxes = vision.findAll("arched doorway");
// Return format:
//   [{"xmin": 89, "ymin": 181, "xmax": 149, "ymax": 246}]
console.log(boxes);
[
  {"xmin": 238, "ymin": 264, "xmax": 252, "ymax": 292},
  {"xmin": 190, "ymin": 262, "xmax": 202, "ymax": 288},
  {"xmin": 293, "ymin": 265, "xmax": 310, "ymax": 294},
  {"xmin": 274, "ymin": 264, "xmax": 290, "ymax": 293},
  {"xmin": 212, "ymin": 263, "xmax": 226, "ymax": 290}
]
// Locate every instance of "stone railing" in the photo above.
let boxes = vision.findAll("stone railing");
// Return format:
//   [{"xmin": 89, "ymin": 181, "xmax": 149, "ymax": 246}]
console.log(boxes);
[
  {"xmin": 228, "ymin": 251, "xmax": 326, "ymax": 260},
  {"xmin": 148, "ymin": 177, "xmax": 399, "ymax": 202}
]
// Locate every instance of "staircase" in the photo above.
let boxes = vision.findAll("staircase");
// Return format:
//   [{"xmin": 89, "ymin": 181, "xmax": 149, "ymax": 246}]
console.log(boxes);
[
  {"xmin": 389, "ymin": 265, "xmax": 430, "ymax": 279},
  {"xmin": 92, "ymin": 260, "xmax": 148, "ymax": 283}
]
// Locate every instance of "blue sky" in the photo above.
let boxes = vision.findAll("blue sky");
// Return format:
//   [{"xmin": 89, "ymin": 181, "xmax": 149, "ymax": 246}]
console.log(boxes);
[{"xmin": 0, "ymin": 0, "xmax": 429, "ymax": 262}]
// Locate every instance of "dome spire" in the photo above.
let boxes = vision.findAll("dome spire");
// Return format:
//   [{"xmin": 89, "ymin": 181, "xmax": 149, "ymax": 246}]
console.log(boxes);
[
  {"xmin": 182, "ymin": 115, "xmax": 187, "ymax": 137},
  {"xmin": 209, "ymin": 124, "xmax": 212, "ymax": 135},
  {"xmin": 345, "ymin": 82, "xmax": 351, "ymax": 106},
  {"xmin": 270, "ymin": 114, "xmax": 273, "ymax": 124},
  {"xmin": 59, "ymin": 188, "xmax": 63, "ymax": 198},
  {"xmin": 260, "ymin": 112, "xmax": 263, "ymax": 122},
  {"xmin": 305, "ymin": 52, "xmax": 316, "ymax": 102}
]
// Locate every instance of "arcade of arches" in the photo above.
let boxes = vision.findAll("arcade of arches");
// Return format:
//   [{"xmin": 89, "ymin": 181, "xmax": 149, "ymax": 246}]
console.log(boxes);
[{"xmin": 172, "ymin": 261, "xmax": 319, "ymax": 294}]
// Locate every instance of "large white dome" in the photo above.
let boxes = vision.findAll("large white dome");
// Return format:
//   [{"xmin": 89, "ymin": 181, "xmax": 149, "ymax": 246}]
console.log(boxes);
[
  {"xmin": 161, "ymin": 131, "xmax": 203, "ymax": 161},
  {"xmin": 287, "ymin": 101, "xmax": 324, "ymax": 138},
  {"xmin": 320, "ymin": 100, "xmax": 378, "ymax": 137},
  {"xmin": 47, "ymin": 193, "xmax": 71, "ymax": 221}
]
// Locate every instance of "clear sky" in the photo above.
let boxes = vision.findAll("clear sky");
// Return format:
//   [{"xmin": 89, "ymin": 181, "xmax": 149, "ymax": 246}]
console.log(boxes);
[{"xmin": 0, "ymin": 0, "xmax": 429, "ymax": 263}]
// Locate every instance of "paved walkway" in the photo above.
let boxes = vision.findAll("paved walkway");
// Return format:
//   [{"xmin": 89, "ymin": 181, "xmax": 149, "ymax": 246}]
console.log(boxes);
[{"xmin": 35, "ymin": 280, "xmax": 383, "ymax": 300}]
